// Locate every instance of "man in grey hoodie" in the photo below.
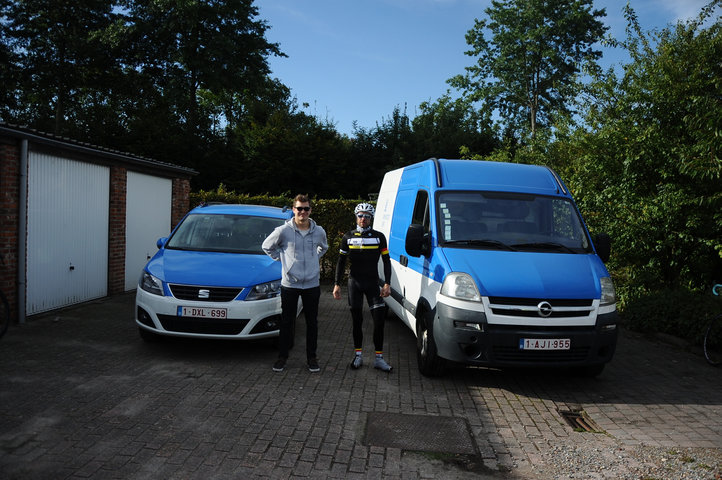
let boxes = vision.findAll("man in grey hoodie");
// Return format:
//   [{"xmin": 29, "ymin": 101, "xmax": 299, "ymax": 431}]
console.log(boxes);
[{"xmin": 262, "ymin": 194, "xmax": 329, "ymax": 373}]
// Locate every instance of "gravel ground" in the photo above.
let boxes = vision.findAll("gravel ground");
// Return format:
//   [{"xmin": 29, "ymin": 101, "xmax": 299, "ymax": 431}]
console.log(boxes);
[
  {"xmin": 530, "ymin": 440, "xmax": 722, "ymax": 480},
  {"xmin": 401, "ymin": 438, "xmax": 722, "ymax": 480}
]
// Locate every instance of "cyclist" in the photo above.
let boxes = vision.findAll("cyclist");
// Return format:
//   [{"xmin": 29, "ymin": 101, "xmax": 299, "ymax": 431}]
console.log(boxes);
[{"xmin": 333, "ymin": 203, "xmax": 393, "ymax": 371}]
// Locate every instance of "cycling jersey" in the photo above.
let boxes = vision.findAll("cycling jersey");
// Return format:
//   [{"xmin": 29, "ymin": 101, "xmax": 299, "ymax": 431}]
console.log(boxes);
[{"xmin": 334, "ymin": 228, "xmax": 391, "ymax": 286}]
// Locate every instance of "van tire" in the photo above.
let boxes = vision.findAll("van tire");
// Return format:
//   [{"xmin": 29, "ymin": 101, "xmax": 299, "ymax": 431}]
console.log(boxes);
[{"xmin": 416, "ymin": 309, "xmax": 446, "ymax": 377}]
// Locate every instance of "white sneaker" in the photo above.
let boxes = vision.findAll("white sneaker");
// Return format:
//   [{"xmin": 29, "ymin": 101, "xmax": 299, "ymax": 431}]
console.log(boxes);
[
  {"xmin": 374, "ymin": 356, "xmax": 392, "ymax": 372},
  {"xmin": 350, "ymin": 354, "xmax": 363, "ymax": 369}
]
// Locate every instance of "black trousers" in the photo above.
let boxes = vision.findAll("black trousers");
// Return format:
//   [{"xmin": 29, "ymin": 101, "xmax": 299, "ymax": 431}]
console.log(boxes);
[
  {"xmin": 279, "ymin": 285, "xmax": 320, "ymax": 360},
  {"xmin": 347, "ymin": 277, "xmax": 386, "ymax": 351}
]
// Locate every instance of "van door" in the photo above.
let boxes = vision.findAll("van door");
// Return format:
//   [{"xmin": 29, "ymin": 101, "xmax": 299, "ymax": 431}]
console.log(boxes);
[{"xmin": 401, "ymin": 190, "xmax": 432, "ymax": 328}]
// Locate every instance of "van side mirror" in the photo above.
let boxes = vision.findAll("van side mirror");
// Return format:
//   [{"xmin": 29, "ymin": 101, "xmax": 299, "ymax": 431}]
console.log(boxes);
[
  {"xmin": 405, "ymin": 224, "xmax": 430, "ymax": 257},
  {"xmin": 593, "ymin": 233, "xmax": 611, "ymax": 263},
  {"xmin": 157, "ymin": 237, "xmax": 168, "ymax": 249}
]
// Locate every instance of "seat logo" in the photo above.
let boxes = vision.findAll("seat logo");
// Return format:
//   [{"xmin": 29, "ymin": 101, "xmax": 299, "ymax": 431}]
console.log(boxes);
[
  {"xmin": 537, "ymin": 301, "xmax": 553, "ymax": 317},
  {"xmin": 198, "ymin": 289, "xmax": 210, "ymax": 299}
]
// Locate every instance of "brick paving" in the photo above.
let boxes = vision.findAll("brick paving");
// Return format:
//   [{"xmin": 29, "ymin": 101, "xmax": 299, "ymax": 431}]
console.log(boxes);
[{"xmin": 0, "ymin": 284, "xmax": 720, "ymax": 479}]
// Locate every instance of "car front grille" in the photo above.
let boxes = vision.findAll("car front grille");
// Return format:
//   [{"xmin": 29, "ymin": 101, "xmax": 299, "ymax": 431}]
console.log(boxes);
[
  {"xmin": 168, "ymin": 284, "xmax": 243, "ymax": 302},
  {"xmin": 157, "ymin": 314, "xmax": 250, "ymax": 335}
]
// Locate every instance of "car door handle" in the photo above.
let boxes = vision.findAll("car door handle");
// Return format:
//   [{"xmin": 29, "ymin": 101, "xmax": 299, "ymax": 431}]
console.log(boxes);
[{"xmin": 400, "ymin": 255, "xmax": 408, "ymax": 267}]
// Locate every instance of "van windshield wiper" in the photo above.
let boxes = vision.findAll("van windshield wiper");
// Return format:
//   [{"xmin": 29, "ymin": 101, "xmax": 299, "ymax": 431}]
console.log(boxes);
[
  {"xmin": 511, "ymin": 242, "xmax": 576, "ymax": 253},
  {"xmin": 445, "ymin": 239, "xmax": 516, "ymax": 251}
]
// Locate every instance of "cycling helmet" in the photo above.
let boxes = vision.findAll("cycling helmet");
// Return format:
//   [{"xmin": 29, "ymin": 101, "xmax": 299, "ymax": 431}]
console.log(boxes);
[{"xmin": 354, "ymin": 202, "xmax": 375, "ymax": 216}]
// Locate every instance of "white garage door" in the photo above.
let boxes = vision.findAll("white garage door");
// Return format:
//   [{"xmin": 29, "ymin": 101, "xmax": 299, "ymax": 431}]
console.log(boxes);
[
  {"xmin": 124, "ymin": 171, "xmax": 172, "ymax": 290},
  {"xmin": 26, "ymin": 152, "xmax": 110, "ymax": 315}
]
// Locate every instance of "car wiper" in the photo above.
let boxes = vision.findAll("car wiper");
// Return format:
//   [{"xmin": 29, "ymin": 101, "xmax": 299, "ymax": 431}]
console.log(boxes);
[
  {"xmin": 445, "ymin": 239, "xmax": 516, "ymax": 251},
  {"xmin": 512, "ymin": 242, "xmax": 576, "ymax": 253}
]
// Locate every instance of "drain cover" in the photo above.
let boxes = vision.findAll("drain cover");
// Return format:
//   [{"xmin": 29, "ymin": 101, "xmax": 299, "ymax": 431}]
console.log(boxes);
[
  {"xmin": 364, "ymin": 412, "xmax": 476, "ymax": 454},
  {"xmin": 558, "ymin": 409, "xmax": 604, "ymax": 433}
]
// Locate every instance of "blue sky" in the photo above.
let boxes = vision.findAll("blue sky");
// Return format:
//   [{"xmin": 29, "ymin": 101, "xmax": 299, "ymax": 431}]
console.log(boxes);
[{"xmin": 256, "ymin": 0, "xmax": 712, "ymax": 136}]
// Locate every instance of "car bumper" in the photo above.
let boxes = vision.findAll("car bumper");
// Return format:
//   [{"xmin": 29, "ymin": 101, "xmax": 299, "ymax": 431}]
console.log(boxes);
[
  {"xmin": 135, "ymin": 287, "xmax": 282, "ymax": 340},
  {"xmin": 435, "ymin": 302, "xmax": 618, "ymax": 368}
]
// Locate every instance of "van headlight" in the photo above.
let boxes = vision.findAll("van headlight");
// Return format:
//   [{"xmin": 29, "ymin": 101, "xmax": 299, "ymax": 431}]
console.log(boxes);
[
  {"xmin": 441, "ymin": 273, "xmax": 481, "ymax": 302},
  {"xmin": 139, "ymin": 271, "xmax": 163, "ymax": 296},
  {"xmin": 246, "ymin": 280, "xmax": 282, "ymax": 300},
  {"xmin": 600, "ymin": 276, "xmax": 616, "ymax": 306}
]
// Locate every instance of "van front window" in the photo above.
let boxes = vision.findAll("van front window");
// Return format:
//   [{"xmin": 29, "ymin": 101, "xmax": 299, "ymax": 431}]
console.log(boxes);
[{"xmin": 438, "ymin": 192, "xmax": 592, "ymax": 253}]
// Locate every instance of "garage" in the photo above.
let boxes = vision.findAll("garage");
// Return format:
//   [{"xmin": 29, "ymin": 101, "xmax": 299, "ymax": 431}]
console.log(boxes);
[{"xmin": 0, "ymin": 123, "xmax": 196, "ymax": 324}]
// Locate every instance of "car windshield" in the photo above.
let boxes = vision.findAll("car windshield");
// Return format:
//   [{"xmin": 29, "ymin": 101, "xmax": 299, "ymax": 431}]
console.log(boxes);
[
  {"xmin": 166, "ymin": 213, "xmax": 285, "ymax": 254},
  {"xmin": 438, "ymin": 192, "xmax": 592, "ymax": 253}
]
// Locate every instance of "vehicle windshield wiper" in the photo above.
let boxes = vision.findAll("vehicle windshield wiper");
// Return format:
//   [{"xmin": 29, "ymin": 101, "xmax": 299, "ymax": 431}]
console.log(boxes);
[
  {"xmin": 511, "ymin": 242, "xmax": 576, "ymax": 253},
  {"xmin": 445, "ymin": 239, "xmax": 516, "ymax": 251}
]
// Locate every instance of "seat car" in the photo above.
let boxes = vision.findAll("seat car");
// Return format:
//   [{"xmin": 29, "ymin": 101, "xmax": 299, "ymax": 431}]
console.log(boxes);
[{"xmin": 135, "ymin": 203, "xmax": 294, "ymax": 341}]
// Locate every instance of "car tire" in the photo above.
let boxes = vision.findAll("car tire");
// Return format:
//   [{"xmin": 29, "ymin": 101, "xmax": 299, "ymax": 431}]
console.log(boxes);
[
  {"xmin": 416, "ymin": 308, "xmax": 446, "ymax": 377},
  {"xmin": 138, "ymin": 326, "xmax": 162, "ymax": 343}
]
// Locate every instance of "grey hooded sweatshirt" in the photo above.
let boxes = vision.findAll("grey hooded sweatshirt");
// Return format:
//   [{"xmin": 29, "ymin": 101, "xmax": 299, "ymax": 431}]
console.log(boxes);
[{"xmin": 262, "ymin": 218, "xmax": 329, "ymax": 289}]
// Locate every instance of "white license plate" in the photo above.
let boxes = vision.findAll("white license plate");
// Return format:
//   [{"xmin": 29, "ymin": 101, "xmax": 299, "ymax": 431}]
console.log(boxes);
[
  {"xmin": 519, "ymin": 338, "xmax": 570, "ymax": 350},
  {"xmin": 177, "ymin": 306, "xmax": 227, "ymax": 319}
]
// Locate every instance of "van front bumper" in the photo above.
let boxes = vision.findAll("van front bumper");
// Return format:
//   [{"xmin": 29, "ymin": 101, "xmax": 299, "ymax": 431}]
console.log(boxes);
[{"xmin": 435, "ymin": 302, "xmax": 618, "ymax": 368}]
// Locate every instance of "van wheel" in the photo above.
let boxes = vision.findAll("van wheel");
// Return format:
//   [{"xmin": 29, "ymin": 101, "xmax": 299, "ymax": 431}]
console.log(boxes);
[{"xmin": 416, "ymin": 309, "xmax": 446, "ymax": 377}]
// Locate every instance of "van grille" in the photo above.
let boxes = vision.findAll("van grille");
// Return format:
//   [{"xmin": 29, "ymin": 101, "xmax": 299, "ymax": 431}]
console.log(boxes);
[
  {"xmin": 488, "ymin": 297, "xmax": 594, "ymax": 319},
  {"xmin": 169, "ymin": 284, "xmax": 243, "ymax": 302},
  {"xmin": 492, "ymin": 345, "xmax": 590, "ymax": 362}
]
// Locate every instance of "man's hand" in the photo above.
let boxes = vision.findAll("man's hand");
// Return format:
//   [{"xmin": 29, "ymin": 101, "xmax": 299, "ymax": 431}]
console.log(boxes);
[
  {"xmin": 332, "ymin": 284, "xmax": 341, "ymax": 300},
  {"xmin": 380, "ymin": 283, "xmax": 390, "ymax": 298}
]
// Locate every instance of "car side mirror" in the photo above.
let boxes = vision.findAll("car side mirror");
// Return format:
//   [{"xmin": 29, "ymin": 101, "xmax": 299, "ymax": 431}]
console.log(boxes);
[
  {"xmin": 405, "ymin": 224, "xmax": 430, "ymax": 257},
  {"xmin": 157, "ymin": 237, "xmax": 168, "ymax": 249},
  {"xmin": 593, "ymin": 233, "xmax": 611, "ymax": 263}
]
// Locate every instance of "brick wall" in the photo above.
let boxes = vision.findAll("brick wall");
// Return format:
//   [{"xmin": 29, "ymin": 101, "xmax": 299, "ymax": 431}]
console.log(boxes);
[
  {"xmin": 0, "ymin": 140, "xmax": 20, "ymax": 323},
  {"xmin": 108, "ymin": 166, "xmax": 127, "ymax": 295},
  {"xmin": 172, "ymin": 177, "xmax": 191, "ymax": 230}
]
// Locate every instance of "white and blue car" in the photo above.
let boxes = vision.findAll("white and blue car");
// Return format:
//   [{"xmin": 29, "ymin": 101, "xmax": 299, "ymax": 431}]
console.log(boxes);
[{"xmin": 135, "ymin": 203, "xmax": 293, "ymax": 341}]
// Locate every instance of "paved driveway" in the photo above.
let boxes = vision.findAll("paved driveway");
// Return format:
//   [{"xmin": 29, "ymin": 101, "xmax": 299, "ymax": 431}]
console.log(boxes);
[{"xmin": 0, "ymin": 286, "xmax": 720, "ymax": 479}]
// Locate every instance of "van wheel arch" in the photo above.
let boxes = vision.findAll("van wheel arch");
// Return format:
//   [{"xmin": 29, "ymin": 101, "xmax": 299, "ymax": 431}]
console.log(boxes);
[{"xmin": 415, "ymin": 304, "xmax": 446, "ymax": 377}]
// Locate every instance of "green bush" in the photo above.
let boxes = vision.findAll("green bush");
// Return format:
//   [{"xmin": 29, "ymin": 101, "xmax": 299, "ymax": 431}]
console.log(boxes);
[{"xmin": 622, "ymin": 288, "xmax": 721, "ymax": 345}]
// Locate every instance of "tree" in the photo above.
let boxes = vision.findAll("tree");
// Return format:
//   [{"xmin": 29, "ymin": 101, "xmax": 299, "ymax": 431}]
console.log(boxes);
[
  {"xmin": 567, "ymin": 1, "xmax": 722, "ymax": 295},
  {"xmin": 411, "ymin": 94, "xmax": 498, "ymax": 160},
  {"xmin": 0, "ymin": 0, "xmax": 120, "ymax": 135},
  {"xmin": 449, "ymin": 0, "xmax": 607, "ymax": 141}
]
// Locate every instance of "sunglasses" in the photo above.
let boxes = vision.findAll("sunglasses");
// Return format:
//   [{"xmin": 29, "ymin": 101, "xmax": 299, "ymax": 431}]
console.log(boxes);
[
  {"xmin": 294, "ymin": 206, "xmax": 311, "ymax": 212},
  {"xmin": 356, "ymin": 213, "xmax": 372, "ymax": 219}
]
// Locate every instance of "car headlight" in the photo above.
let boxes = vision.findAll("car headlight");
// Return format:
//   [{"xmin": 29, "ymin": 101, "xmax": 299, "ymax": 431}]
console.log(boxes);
[
  {"xmin": 246, "ymin": 280, "xmax": 282, "ymax": 300},
  {"xmin": 441, "ymin": 273, "xmax": 481, "ymax": 302},
  {"xmin": 139, "ymin": 271, "xmax": 163, "ymax": 296},
  {"xmin": 600, "ymin": 276, "xmax": 616, "ymax": 306}
]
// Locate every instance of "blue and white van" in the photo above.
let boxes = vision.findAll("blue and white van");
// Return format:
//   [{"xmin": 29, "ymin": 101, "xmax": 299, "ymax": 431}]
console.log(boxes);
[{"xmin": 374, "ymin": 158, "xmax": 618, "ymax": 376}]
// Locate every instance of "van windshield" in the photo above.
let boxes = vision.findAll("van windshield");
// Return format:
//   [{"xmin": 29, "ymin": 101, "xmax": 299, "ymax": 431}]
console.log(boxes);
[{"xmin": 438, "ymin": 192, "xmax": 593, "ymax": 254}]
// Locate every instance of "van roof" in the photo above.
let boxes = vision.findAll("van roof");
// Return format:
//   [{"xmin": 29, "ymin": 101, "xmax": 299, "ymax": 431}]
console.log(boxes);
[{"xmin": 425, "ymin": 158, "xmax": 567, "ymax": 196}]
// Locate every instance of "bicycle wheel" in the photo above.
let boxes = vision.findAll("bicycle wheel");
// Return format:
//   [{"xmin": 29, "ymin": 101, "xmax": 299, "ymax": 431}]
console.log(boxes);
[
  {"xmin": 0, "ymin": 290, "xmax": 9, "ymax": 339},
  {"xmin": 703, "ymin": 314, "xmax": 722, "ymax": 366}
]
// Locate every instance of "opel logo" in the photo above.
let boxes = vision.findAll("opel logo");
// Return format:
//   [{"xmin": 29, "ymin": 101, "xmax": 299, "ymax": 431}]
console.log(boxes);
[
  {"xmin": 198, "ymin": 289, "xmax": 210, "ymax": 299},
  {"xmin": 537, "ymin": 301, "xmax": 553, "ymax": 317}
]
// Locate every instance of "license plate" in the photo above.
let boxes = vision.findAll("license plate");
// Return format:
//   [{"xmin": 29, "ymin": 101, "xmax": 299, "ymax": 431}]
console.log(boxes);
[
  {"xmin": 177, "ymin": 306, "xmax": 227, "ymax": 319},
  {"xmin": 519, "ymin": 338, "xmax": 570, "ymax": 350}
]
